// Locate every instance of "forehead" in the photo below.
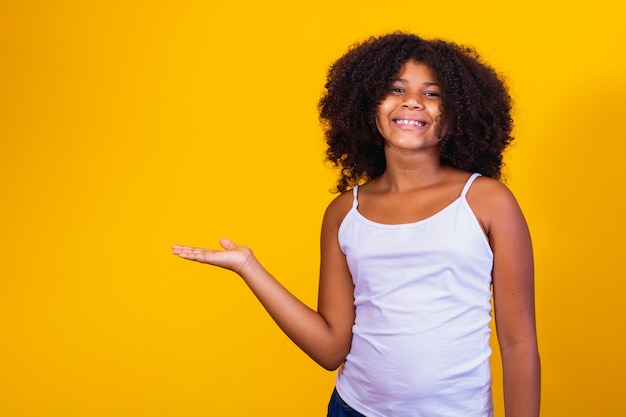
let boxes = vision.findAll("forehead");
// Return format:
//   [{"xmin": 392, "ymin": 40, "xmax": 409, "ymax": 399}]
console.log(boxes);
[{"xmin": 395, "ymin": 60, "xmax": 438, "ymax": 83}]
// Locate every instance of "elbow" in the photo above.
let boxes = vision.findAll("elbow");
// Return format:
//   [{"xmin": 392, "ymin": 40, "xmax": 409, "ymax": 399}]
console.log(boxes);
[
  {"xmin": 500, "ymin": 339, "xmax": 541, "ymax": 369},
  {"xmin": 306, "ymin": 330, "xmax": 352, "ymax": 371},
  {"xmin": 317, "ymin": 357, "xmax": 347, "ymax": 371},
  {"xmin": 499, "ymin": 335, "xmax": 539, "ymax": 357},
  {"xmin": 312, "ymin": 346, "xmax": 350, "ymax": 371}
]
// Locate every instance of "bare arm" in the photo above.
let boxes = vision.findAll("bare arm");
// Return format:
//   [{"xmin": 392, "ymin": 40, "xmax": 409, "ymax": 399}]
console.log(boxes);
[
  {"xmin": 172, "ymin": 195, "xmax": 355, "ymax": 370},
  {"xmin": 473, "ymin": 179, "xmax": 541, "ymax": 417}
]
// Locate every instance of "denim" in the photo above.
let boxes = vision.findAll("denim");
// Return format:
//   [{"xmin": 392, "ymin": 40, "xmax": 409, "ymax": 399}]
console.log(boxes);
[{"xmin": 327, "ymin": 389, "xmax": 367, "ymax": 417}]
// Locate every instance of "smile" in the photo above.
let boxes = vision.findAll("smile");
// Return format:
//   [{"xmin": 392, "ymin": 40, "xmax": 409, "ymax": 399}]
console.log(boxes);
[{"xmin": 394, "ymin": 119, "xmax": 426, "ymax": 127}]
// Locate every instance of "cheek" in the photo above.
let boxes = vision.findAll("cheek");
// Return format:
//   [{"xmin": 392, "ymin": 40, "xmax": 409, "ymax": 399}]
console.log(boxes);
[
  {"xmin": 375, "ymin": 99, "xmax": 395, "ymax": 121},
  {"xmin": 430, "ymin": 104, "xmax": 442, "ymax": 124},
  {"xmin": 429, "ymin": 102, "xmax": 441, "ymax": 115}
]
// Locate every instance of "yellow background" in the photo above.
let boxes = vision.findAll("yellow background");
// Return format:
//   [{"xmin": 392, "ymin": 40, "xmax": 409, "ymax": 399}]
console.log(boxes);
[{"xmin": 1, "ymin": 1, "xmax": 625, "ymax": 415}]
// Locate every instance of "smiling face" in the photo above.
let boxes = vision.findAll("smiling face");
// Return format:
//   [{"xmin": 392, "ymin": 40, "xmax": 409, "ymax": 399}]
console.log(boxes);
[{"xmin": 375, "ymin": 60, "xmax": 442, "ymax": 154}]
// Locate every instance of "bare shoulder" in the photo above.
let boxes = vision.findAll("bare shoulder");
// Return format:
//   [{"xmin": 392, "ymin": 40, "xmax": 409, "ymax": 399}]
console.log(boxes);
[
  {"xmin": 466, "ymin": 176, "xmax": 526, "ymax": 236},
  {"xmin": 468, "ymin": 175, "xmax": 517, "ymax": 203},
  {"xmin": 322, "ymin": 189, "xmax": 354, "ymax": 230}
]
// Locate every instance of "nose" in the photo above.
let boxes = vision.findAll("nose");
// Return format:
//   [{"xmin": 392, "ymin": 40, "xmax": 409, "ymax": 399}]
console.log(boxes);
[{"xmin": 402, "ymin": 93, "xmax": 424, "ymax": 109}]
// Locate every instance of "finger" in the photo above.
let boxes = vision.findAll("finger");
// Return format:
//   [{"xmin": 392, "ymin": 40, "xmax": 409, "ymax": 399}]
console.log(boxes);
[
  {"xmin": 172, "ymin": 244, "xmax": 196, "ymax": 254},
  {"xmin": 172, "ymin": 245, "xmax": 201, "ymax": 255},
  {"xmin": 177, "ymin": 248, "xmax": 212, "ymax": 262},
  {"xmin": 219, "ymin": 237, "xmax": 238, "ymax": 250}
]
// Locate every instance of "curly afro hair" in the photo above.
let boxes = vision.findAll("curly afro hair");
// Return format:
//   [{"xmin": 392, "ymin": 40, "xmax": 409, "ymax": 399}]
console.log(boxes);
[{"xmin": 319, "ymin": 32, "xmax": 514, "ymax": 193}]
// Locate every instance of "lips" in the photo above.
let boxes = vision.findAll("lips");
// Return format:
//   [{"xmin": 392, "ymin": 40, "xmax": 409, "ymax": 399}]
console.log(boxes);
[{"xmin": 393, "ymin": 118, "xmax": 427, "ymax": 127}]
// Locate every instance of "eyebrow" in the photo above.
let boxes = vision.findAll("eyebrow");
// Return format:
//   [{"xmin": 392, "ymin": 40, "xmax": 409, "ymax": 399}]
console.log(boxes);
[{"xmin": 394, "ymin": 78, "xmax": 440, "ymax": 87}]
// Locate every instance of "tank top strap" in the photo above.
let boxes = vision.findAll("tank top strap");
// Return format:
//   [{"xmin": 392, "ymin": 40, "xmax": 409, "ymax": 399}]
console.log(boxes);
[
  {"xmin": 460, "ymin": 173, "xmax": 481, "ymax": 199},
  {"xmin": 351, "ymin": 185, "xmax": 359, "ymax": 209}
]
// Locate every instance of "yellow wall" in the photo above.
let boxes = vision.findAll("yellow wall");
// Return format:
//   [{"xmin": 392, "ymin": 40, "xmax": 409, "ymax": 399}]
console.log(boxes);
[{"xmin": 1, "ymin": 1, "xmax": 625, "ymax": 415}]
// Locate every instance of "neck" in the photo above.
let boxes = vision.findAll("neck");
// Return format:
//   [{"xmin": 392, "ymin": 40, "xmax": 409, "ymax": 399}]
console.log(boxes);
[{"xmin": 378, "ymin": 147, "xmax": 447, "ymax": 192}]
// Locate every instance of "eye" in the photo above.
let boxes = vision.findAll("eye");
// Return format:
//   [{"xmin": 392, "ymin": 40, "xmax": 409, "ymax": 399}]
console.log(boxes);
[
  {"xmin": 391, "ymin": 86, "xmax": 405, "ymax": 94},
  {"xmin": 424, "ymin": 91, "xmax": 440, "ymax": 98}
]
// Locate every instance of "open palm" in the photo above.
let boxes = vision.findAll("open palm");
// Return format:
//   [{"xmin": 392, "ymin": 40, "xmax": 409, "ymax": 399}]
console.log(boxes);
[{"xmin": 172, "ymin": 238, "xmax": 253, "ymax": 274}]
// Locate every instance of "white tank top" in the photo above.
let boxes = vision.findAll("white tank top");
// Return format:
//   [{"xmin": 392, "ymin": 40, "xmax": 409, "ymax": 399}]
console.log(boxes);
[{"xmin": 335, "ymin": 173, "xmax": 494, "ymax": 417}]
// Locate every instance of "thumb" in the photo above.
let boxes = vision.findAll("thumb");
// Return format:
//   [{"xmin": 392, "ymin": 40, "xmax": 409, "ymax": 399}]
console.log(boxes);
[{"xmin": 219, "ymin": 237, "xmax": 238, "ymax": 250}]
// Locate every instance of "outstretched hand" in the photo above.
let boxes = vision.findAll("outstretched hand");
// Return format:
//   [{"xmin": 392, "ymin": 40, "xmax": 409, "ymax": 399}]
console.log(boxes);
[{"xmin": 172, "ymin": 238, "xmax": 254, "ymax": 274}]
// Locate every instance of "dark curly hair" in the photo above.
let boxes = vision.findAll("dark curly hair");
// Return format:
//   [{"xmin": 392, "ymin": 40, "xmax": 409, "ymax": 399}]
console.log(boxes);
[{"xmin": 319, "ymin": 32, "xmax": 514, "ymax": 193}]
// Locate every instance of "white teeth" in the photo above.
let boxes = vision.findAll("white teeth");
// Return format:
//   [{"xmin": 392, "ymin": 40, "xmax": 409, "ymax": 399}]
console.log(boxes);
[{"xmin": 395, "ymin": 119, "xmax": 425, "ymax": 126}]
